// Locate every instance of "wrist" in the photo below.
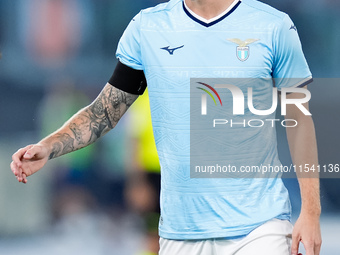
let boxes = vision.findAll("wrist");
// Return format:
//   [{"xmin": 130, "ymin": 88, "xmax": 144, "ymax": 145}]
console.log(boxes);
[
  {"xmin": 37, "ymin": 140, "xmax": 53, "ymax": 159},
  {"xmin": 300, "ymin": 206, "xmax": 321, "ymax": 218}
]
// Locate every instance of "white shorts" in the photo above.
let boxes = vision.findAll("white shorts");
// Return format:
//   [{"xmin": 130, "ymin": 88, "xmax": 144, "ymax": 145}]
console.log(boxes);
[{"xmin": 159, "ymin": 219, "xmax": 293, "ymax": 255}]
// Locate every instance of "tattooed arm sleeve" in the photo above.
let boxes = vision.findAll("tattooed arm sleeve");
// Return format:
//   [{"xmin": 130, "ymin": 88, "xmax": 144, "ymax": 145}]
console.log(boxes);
[{"xmin": 40, "ymin": 83, "xmax": 138, "ymax": 160}]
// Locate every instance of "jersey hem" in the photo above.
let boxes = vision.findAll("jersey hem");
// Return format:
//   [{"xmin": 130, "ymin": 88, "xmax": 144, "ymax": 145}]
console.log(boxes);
[{"xmin": 159, "ymin": 216, "xmax": 291, "ymax": 240}]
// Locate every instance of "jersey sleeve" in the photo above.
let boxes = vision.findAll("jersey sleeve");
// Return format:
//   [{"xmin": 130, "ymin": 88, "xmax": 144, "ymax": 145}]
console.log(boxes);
[
  {"xmin": 116, "ymin": 12, "xmax": 143, "ymax": 70},
  {"xmin": 272, "ymin": 14, "xmax": 312, "ymax": 90}
]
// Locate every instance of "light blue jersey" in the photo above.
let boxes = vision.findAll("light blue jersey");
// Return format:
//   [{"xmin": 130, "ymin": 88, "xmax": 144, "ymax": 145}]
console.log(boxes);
[{"xmin": 116, "ymin": 0, "xmax": 312, "ymax": 239}]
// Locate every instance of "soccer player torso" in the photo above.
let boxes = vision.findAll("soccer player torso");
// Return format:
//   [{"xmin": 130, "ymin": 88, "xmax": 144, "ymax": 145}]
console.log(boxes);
[{"xmin": 117, "ymin": 0, "xmax": 311, "ymax": 239}]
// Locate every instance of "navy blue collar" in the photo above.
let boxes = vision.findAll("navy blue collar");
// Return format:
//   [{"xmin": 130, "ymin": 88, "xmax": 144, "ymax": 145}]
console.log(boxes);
[{"xmin": 182, "ymin": 0, "xmax": 241, "ymax": 27}]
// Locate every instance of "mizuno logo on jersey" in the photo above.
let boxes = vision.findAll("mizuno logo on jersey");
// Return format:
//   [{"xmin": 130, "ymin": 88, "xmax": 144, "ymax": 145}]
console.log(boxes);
[
  {"xmin": 289, "ymin": 25, "xmax": 297, "ymax": 31},
  {"xmin": 227, "ymin": 38, "xmax": 259, "ymax": 62},
  {"xmin": 161, "ymin": 45, "xmax": 184, "ymax": 55}
]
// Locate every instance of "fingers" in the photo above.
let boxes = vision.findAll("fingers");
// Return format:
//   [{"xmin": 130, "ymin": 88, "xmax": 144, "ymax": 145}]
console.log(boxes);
[
  {"xmin": 304, "ymin": 237, "xmax": 322, "ymax": 255},
  {"xmin": 11, "ymin": 145, "xmax": 35, "ymax": 183},
  {"xmin": 23, "ymin": 145, "xmax": 40, "ymax": 160},
  {"xmin": 22, "ymin": 173, "xmax": 28, "ymax": 184},
  {"xmin": 12, "ymin": 146, "xmax": 31, "ymax": 167},
  {"xmin": 291, "ymin": 233, "xmax": 300, "ymax": 255},
  {"xmin": 304, "ymin": 238, "xmax": 322, "ymax": 255},
  {"xmin": 11, "ymin": 160, "xmax": 23, "ymax": 182},
  {"xmin": 12, "ymin": 145, "xmax": 33, "ymax": 179},
  {"xmin": 11, "ymin": 161, "xmax": 22, "ymax": 182},
  {"xmin": 304, "ymin": 242, "xmax": 315, "ymax": 255},
  {"xmin": 10, "ymin": 161, "xmax": 19, "ymax": 176},
  {"xmin": 11, "ymin": 161, "xmax": 28, "ymax": 183},
  {"xmin": 314, "ymin": 238, "xmax": 322, "ymax": 255},
  {"xmin": 11, "ymin": 144, "xmax": 48, "ymax": 184}
]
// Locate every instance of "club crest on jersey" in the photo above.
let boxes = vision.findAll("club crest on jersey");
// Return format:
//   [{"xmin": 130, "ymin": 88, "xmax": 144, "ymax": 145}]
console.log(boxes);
[{"xmin": 227, "ymin": 38, "xmax": 259, "ymax": 62}]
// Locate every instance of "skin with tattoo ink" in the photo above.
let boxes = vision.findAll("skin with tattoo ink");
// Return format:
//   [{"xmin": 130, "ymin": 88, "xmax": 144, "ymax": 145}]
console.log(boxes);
[{"xmin": 10, "ymin": 84, "xmax": 138, "ymax": 182}]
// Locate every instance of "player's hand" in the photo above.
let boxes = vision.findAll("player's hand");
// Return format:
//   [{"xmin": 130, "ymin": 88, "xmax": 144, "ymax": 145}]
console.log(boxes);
[
  {"xmin": 291, "ymin": 212, "xmax": 322, "ymax": 255},
  {"xmin": 10, "ymin": 144, "xmax": 50, "ymax": 184}
]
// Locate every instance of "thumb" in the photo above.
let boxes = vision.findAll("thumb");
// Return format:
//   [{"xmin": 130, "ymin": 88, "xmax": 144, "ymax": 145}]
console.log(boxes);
[
  {"xmin": 23, "ymin": 146, "xmax": 41, "ymax": 159},
  {"xmin": 291, "ymin": 233, "xmax": 300, "ymax": 255}
]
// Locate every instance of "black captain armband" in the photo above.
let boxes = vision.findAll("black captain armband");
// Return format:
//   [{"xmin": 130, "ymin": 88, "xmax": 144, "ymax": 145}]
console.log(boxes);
[{"xmin": 108, "ymin": 61, "xmax": 147, "ymax": 95}]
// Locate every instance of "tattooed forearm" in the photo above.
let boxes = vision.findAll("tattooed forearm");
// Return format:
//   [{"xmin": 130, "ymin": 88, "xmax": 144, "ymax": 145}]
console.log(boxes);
[
  {"xmin": 69, "ymin": 123, "xmax": 85, "ymax": 145},
  {"xmin": 48, "ymin": 142, "xmax": 62, "ymax": 160},
  {"xmin": 48, "ymin": 133, "xmax": 75, "ymax": 159},
  {"xmin": 44, "ymin": 84, "xmax": 138, "ymax": 160},
  {"xmin": 85, "ymin": 84, "xmax": 138, "ymax": 142}
]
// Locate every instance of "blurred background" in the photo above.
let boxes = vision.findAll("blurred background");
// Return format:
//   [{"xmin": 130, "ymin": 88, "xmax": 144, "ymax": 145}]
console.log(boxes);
[{"xmin": 0, "ymin": 0, "xmax": 339, "ymax": 254}]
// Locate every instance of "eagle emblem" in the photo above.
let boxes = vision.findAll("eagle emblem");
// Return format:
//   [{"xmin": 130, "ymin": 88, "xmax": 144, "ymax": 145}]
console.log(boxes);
[{"xmin": 227, "ymin": 38, "xmax": 259, "ymax": 61}]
